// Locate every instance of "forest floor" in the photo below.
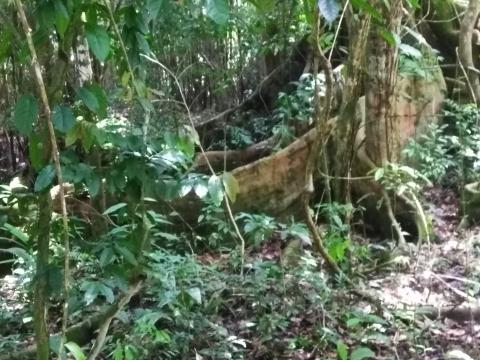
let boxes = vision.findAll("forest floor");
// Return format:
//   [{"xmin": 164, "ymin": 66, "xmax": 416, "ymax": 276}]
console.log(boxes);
[
  {"xmin": 1, "ymin": 186, "xmax": 480, "ymax": 359},
  {"xmin": 366, "ymin": 186, "xmax": 480, "ymax": 360}
]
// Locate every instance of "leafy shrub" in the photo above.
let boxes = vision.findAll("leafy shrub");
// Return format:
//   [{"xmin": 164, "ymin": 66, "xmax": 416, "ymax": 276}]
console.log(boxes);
[{"xmin": 404, "ymin": 100, "xmax": 480, "ymax": 186}]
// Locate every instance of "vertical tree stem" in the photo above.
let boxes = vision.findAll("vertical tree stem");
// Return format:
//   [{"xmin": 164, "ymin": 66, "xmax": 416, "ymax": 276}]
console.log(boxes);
[
  {"xmin": 458, "ymin": 0, "xmax": 480, "ymax": 104},
  {"xmin": 303, "ymin": 8, "xmax": 340, "ymax": 274},
  {"xmin": 14, "ymin": 0, "xmax": 70, "ymax": 357}
]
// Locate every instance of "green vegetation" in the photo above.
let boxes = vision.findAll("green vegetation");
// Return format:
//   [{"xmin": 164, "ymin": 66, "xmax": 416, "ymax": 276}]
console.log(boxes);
[{"xmin": 0, "ymin": 0, "xmax": 480, "ymax": 359}]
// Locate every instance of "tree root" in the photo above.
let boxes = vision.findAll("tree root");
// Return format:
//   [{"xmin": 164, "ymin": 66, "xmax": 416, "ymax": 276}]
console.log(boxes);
[
  {"xmin": 87, "ymin": 280, "xmax": 143, "ymax": 360},
  {"xmin": 412, "ymin": 304, "xmax": 480, "ymax": 323}
]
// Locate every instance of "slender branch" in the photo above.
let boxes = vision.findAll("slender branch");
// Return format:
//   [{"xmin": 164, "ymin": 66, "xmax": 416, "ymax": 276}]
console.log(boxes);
[
  {"xmin": 87, "ymin": 281, "xmax": 143, "ymax": 360},
  {"xmin": 15, "ymin": 0, "xmax": 70, "ymax": 354},
  {"xmin": 141, "ymin": 53, "xmax": 248, "ymax": 276},
  {"xmin": 303, "ymin": 8, "xmax": 339, "ymax": 274},
  {"xmin": 14, "ymin": 0, "xmax": 70, "ymax": 356}
]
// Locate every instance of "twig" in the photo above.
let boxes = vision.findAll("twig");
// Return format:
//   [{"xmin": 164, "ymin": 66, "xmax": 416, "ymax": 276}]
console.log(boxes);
[
  {"xmin": 140, "ymin": 54, "xmax": 248, "ymax": 276},
  {"xmin": 382, "ymin": 189, "xmax": 407, "ymax": 247},
  {"xmin": 87, "ymin": 281, "xmax": 143, "ymax": 360},
  {"xmin": 303, "ymin": 8, "xmax": 339, "ymax": 273}
]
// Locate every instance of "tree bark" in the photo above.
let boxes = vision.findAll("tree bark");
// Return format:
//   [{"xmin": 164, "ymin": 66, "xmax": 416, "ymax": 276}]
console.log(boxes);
[
  {"xmin": 365, "ymin": 0, "xmax": 403, "ymax": 165},
  {"xmin": 458, "ymin": 0, "xmax": 480, "ymax": 104},
  {"xmin": 332, "ymin": 12, "xmax": 371, "ymax": 202}
]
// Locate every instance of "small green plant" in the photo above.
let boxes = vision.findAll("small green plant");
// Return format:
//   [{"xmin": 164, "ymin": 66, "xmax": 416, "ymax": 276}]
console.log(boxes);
[
  {"xmin": 403, "ymin": 123, "xmax": 456, "ymax": 182},
  {"xmin": 404, "ymin": 100, "xmax": 480, "ymax": 186},
  {"xmin": 236, "ymin": 213, "xmax": 276, "ymax": 246},
  {"xmin": 315, "ymin": 202, "xmax": 356, "ymax": 263}
]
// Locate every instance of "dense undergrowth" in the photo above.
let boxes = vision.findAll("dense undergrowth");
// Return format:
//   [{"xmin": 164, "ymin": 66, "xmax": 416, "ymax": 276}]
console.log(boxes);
[{"xmin": 2, "ymin": 82, "xmax": 480, "ymax": 360}]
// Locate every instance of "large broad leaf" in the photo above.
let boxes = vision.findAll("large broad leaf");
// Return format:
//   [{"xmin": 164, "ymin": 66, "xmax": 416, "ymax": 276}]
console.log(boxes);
[
  {"xmin": 350, "ymin": 347, "xmax": 375, "ymax": 360},
  {"xmin": 64, "ymin": 342, "xmax": 86, "ymax": 360},
  {"xmin": 29, "ymin": 134, "xmax": 46, "ymax": 170},
  {"xmin": 14, "ymin": 94, "xmax": 38, "ymax": 136},
  {"xmin": 146, "ymin": 0, "xmax": 164, "ymax": 21},
  {"xmin": 0, "ymin": 29, "xmax": 13, "ymax": 62},
  {"xmin": 53, "ymin": 105, "xmax": 75, "ymax": 133},
  {"xmin": 2, "ymin": 223, "xmax": 29, "ymax": 243},
  {"xmin": 318, "ymin": 0, "xmax": 340, "ymax": 23},
  {"xmin": 81, "ymin": 281, "xmax": 115, "ymax": 305},
  {"xmin": 205, "ymin": 0, "xmax": 229, "ymax": 25},
  {"xmin": 350, "ymin": 0, "xmax": 381, "ymax": 20},
  {"xmin": 208, "ymin": 175, "xmax": 224, "ymax": 206},
  {"xmin": 76, "ymin": 84, "xmax": 107, "ymax": 118},
  {"xmin": 53, "ymin": 0, "xmax": 70, "ymax": 37},
  {"xmin": 103, "ymin": 202, "xmax": 127, "ymax": 215},
  {"xmin": 85, "ymin": 23, "xmax": 110, "ymax": 62},
  {"xmin": 222, "ymin": 172, "xmax": 239, "ymax": 203},
  {"xmin": 34, "ymin": 164, "xmax": 56, "ymax": 192},
  {"xmin": 247, "ymin": 0, "xmax": 275, "ymax": 12},
  {"xmin": 336, "ymin": 341, "xmax": 348, "ymax": 360}
]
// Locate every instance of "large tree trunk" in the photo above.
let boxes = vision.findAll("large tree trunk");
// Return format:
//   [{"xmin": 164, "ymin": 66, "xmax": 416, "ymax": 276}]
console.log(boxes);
[
  {"xmin": 458, "ymin": 0, "xmax": 480, "ymax": 103},
  {"xmin": 331, "ymin": 12, "xmax": 371, "ymax": 202},
  {"xmin": 365, "ymin": 0, "xmax": 403, "ymax": 165}
]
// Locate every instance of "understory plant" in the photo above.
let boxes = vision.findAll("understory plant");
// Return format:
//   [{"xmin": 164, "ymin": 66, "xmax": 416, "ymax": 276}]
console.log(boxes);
[{"xmin": 404, "ymin": 100, "xmax": 480, "ymax": 187}]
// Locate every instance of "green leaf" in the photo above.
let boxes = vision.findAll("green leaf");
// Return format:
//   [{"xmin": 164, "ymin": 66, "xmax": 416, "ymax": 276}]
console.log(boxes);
[
  {"xmin": 205, "ymin": 0, "xmax": 229, "ymax": 25},
  {"xmin": 29, "ymin": 134, "xmax": 46, "ymax": 170},
  {"xmin": 49, "ymin": 335, "xmax": 62, "ymax": 355},
  {"xmin": 53, "ymin": 0, "xmax": 70, "ymax": 37},
  {"xmin": 186, "ymin": 287, "xmax": 202, "ymax": 304},
  {"xmin": 65, "ymin": 123, "xmax": 81, "ymax": 147},
  {"xmin": 86, "ymin": 175, "xmax": 101, "ymax": 197},
  {"xmin": 0, "ymin": 29, "xmax": 13, "ymax": 62},
  {"xmin": 2, "ymin": 223, "xmax": 29, "ymax": 243},
  {"xmin": 350, "ymin": 0, "xmax": 381, "ymax": 20},
  {"xmin": 2, "ymin": 247, "xmax": 30, "ymax": 262},
  {"xmin": 346, "ymin": 317, "xmax": 362, "ymax": 327},
  {"xmin": 85, "ymin": 23, "xmax": 110, "ymax": 62},
  {"xmin": 351, "ymin": 347, "xmax": 375, "ymax": 360},
  {"xmin": 113, "ymin": 342, "xmax": 124, "ymax": 360},
  {"xmin": 318, "ymin": 0, "xmax": 340, "ymax": 23},
  {"xmin": 374, "ymin": 168, "xmax": 384, "ymax": 181},
  {"xmin": 380, "ymin": 30, "xmax": 396, "ymax": 46},
  {"xmin": 37, "ymin": 1, "xmax": 56, "ymax": 29},
  {"xmin": 115, "ymin": 244, "xmax": 138, "ymax": 266},
  {"xmin": 222, "ymin": 172, "xmax": 240, "ymax": 203},
  {"xmin": 53, "ymin": 105, "xmax": 75, "ymax": 133},
  {"xmin": 34, "ymin": 165, "xmax": 56, "ymax": 192},
  {"xmin": 399, "ymin": 43, "xmax": 422, "ymax": 58},
  {"xmin": 208, "ymin": 175, "xmax": 224, "ymax": 206},
  {"xmin": 336, "ymin": 341, "xmax": 348, "ymax": 360},
  {"xmin": 76, "ymin": 84, "xmax": 107, "ymax": 118},
  {"xmin": 14, "ymin": 94, "xmax": 38, "ymax": 136},
  {"xmin": 103, "ymin": 202, "xmax": 127, "ymax": 215},
  {"xmin": 64, "ymin": 342, "xmax": 86, "ymax": 360},
  {"xmin": 194, "ymin": 183, "xmax": 208, "ymax": 198},
  {"xmin": 146, "ymin": 0, "xmax": 164, "ymax": 21}
]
